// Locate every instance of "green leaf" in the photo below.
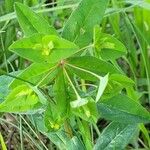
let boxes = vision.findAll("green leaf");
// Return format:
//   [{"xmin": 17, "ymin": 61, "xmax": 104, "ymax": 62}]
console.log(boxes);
[
  {"xmin": 30, "ymin": 114, "xmax": 70, "ymax": 149},
  {"xmin": 102, "ymin": 80, "xmax": 123, "ymax": 100},
  {"xmin": 97, "ymin": 94, "xmax": 150, "ymax": 123},
  {"xmin": 70, "ymin": 98, "xmax": 88, "ymax": 108},
  {"xmin": 0, "ymin": 74, "xmax": 15, "ymax": 103},
  {"xmin": 67, "ymin": 56, "xmax": 121, "ymax": 81},
  {"xmin": 126, "ymin": 88, "xmax": 142, "ymax": 101},
  {"xmin": 62, "ymin": 0, "xmax": 109, "ymax": 47},
  {"xmin": 54, "ymin": 67, "xmax": 69, "ymax": 118},
  {"xmin": 67, "ymin": 136, "xmax": 85, "ymax": 150},
  {"xmin": 0, "ymin": 84, "xmax": 40, "ymax": 113},
  {"xmin": 10, "ymin": 63, "xmax": 56, "ymax": 89},
  {"xmin": 9, "ymin": 34, "xmax": 79, "ymax": 63},
  {"xmin": 30, "ymin": 86, "xmax": 47, "ymax": 105},
  {"xmin": 72, "ymin": 98, "xmax": 99, "ymax": 123},
  {"xmin": 0, "ymin": 133, "xmax": 7, "ymax": 150},
  {"xmin": 44, "ymin": 68, "xmax": 69, "ymax": 131},
  {"xmin": 44, "ymin": 103, "xmax": 63, "ymax": 132},
  {"xmin": 109, "ymin": 74, "xmax": 135, "ymax": 87},
  {"xmin": 94, "ymin": 122, "xmax": 138, "ymax": 150},
  {"xmin": 94, "ymin": 26, "xmax": 127, "ymax": 60},
  {"xmin": 15, "ymin": 2, "xmax": 57, "ymax": 36},
  {"xmin": 96, "ymin": 74, "xmax": 109, "ymax": 102},
  {"xmin": 66, "ymin": 63, "xmax": 109, "ymax": 102}
]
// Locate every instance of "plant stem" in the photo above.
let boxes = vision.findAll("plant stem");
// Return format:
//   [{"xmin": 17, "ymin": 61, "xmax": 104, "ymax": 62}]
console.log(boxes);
[
  {"xmin": 66, "ymin": 63, "xmax": 100, "ymax": 79},
  {"xmin": 64, "ymin": 120, "xmax": 73, "ymax": 138},
  {"xmin": 63, "ymin": 67, "xmax": 81, "ymax": 99}
]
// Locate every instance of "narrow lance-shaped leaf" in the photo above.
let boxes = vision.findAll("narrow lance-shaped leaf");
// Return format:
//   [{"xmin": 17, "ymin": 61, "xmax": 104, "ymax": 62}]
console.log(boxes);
[
  {"xmin": 94, "ymin": 122, "xmax": 138, "ymax": 150},
  {"xmin": 62, "ymin": 0, "xmax": 109, "ymax": 47},
  {"xmin": 15, "ymin": 2, "xmax": 58, "ymax": 36},
  {"xmin": 97, "ymin": 94, "xmax": 150, "ymax": 123},
  {"xmin": 9, "ymin": 34, "xmax": 79, "ymax": 64}
]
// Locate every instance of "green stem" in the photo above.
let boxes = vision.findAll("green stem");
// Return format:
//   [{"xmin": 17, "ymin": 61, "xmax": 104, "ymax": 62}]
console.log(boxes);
[
  {"xmin": 20, "ymin": 115, "xmax": 49, "ymax": 150},
  {"xmin": 36, "ymin": 65, "xmax": 57, "ymax": 87},
  {"xmin": 64, "ymin": 120, "xmax": 73, "ymax": 138},
  {"xmin": 63, "ymin": 68, "xmax": 81, "ymax": 99},
  {"xmin": 66, "ymin": 63, "xmax": 100, "ymax": 79},
  {"xmin": 77, "ymin": 118, "xmax": 93, "ymax": 150},
  {"xmin": 126, "ymin": 14, "xmax": 150, "ymax": 102},
  {"xmin": 19, "ymin": 115, "xmax": 24, "ymax": 150},
  {"xmin": 93, "ymin": 123, "xmax": 100, "ymax": 137}
]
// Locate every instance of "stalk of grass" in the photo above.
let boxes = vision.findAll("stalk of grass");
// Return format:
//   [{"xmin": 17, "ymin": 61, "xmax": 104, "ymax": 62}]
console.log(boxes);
[
  {"xmin": 19, "ymin": 115, "xmax": 24, "ymax": 150},
  {"xmin": 0, "ymin": 132, "xmax": 7, "ymax": 150},
  {"xmin": 20, "ymin": 115, "xmax": 49, "ymax": 150},
  {"xmin": 125, "ymin": 13, "xmax": 150, "ymax": 102},
  {"xmin": 0, "ymin": 117, "xmax": 43, "ymax": 150}
]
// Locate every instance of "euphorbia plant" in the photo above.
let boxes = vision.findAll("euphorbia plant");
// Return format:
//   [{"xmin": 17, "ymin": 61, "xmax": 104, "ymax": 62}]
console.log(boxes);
[{"xmin": 0, "ymin": 0, "xmax": 150, "ymax": 149}]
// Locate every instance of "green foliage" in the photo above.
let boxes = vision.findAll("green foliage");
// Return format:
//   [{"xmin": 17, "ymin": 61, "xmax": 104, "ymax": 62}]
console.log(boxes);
[
  {"xmin": 67, "ymin": 136, "xmax": 85, "ymax": 150},
  {"xmin": 97, "ymin": 94, "xmax": 150, "ymax": 123},
  {"xmin": 67, "ymin": 56, "xmax": 121, "ymax": 80},
  {"xmin": 94, "ymin": 122, "xmax": 138, "ymax": 150},
  {"xmin": 0, "ymin": 133, "xmax": 7, "ymax": 150},
  {"xmin": 15, "ymin": 2, "xmax": 57, "ymax": 36},
  {"xmin": 62, "ymin": 0, "xmax": 109, "ymax": 47},
  {"xmin": 0, "ymin": 0, "xmax": 150, "ymax": 149},
  {"xmin": 94, "ymin": 26, "xmax": 127, "ymax": 60},
  {"xmin": 0, "ymin": 74, "xmax": 14, "ymax": 103},
  {"xmin": 0, "ymin": 84, "xmax": 40, "ymax": 112},
  {"xmin": 10, "ymin": 63, "xmax": 56, "ymax": 88},
  {"xmin": 9, "ymin": 34, "xmax": 79, "ymax": 63}
]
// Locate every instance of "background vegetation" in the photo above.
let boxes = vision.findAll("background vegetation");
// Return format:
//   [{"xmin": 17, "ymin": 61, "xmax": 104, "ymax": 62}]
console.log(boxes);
[{"xmin": 0, "ymin": 0, "xmax": 150, "ymax": 149}]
